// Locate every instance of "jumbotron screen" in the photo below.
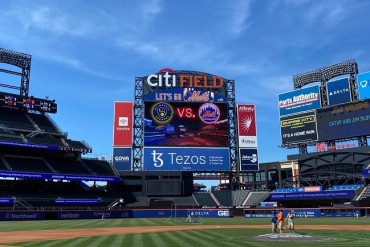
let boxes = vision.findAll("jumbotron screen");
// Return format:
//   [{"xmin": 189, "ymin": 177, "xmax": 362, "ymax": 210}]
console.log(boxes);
[{"xmin": 144, "ymin": 101, "xmax": 229, "ymax": 147}]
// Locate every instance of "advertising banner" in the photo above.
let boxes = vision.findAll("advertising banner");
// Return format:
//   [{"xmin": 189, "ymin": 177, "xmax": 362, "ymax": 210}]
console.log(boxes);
[
  {"xmin": 316, "ymin": 100, "xmax": 370, "ymax": 141},
  {"xmin": 144, "ymin": 88, "xmax": 228, "ymax": 102},
  {"xmin": 143, "ymin": 147, "xmax": 230, "ymax": 171},
  {"xmin": 237, "ymin": 104, "xmax": 257, "ymax": 147},
  {"xmin": 56, "ymin": 211, "xmax": 132, "ymax": 220},
  {"xmin": 325, "ymin": 211, "xmax": 357, "ymax": 217},
  {"xmin": 304, "ymin": 186, "xmax": 323, "ymax": 192},
  {"xmin": 112, "ymin": 147, "xmax": 132, "ymax": 171},
  {"xmin": 270, "ymin": 190, "xmax": 355, "ymax": 200},
  {"xmin": 142, "ymin": 68, "xmax": 228, "ymax": 98},
  {"xmin": 239, "ymin": 148, "xmax": 259, "ymax": 171},
  {"xmin": 244, "ymin": 209, "xmax": 321, "ymax": 218},
  {"xmin": 0, "ymin": 140, "xmax": 60, "ymax": 151},
  {"xmin": 357, "ymin": 71, "xmax": 370, "ymax": 100},
  {"xmin": 55, "ymin": 199, "xmax": 101, "ymax": 204},
  {"xmin": 327, "ymin": 77, "xmax": 351, "ymax": 105},
  {"xmin": 363, "ymin": 169, "xmax": 370, "ymax": 176},
  {"xmin": 0, "ymin": 198, "xmax": 15, "ymax": 204},
  {"xmin": 55, "ymin": 209, "xmax": 233, "ymax": 220},
  {"xmin": 0, "ymin": 212, "xmax": 45, "ymax": 221},
  {"xmin": 280, "ymin": 111, "xmax": 318, "ymax": 145},
  {"xmin": 278, "ymin": 85, "xmax": 321, "ymax": 116},
  {"xmin": 133, "ymin": 209, "xmax": 233, "ymax": 218},
  {"xmin": 113, "ymin": 101, "xmax": 133, "ymax": 146},
  {"xmin": 144, "ymin": 101, "xmax": 229, "ymax": 147},
  {"xmin": 0, "ymin": 171, "xmax": 120, "ymax": 182}
]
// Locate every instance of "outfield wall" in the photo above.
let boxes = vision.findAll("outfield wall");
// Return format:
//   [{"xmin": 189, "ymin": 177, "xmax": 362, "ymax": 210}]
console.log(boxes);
[
  {"xmin": 243, "ymin": 207, "xmax": 370, "ymax": 218},
  {"xmin": 0, "ymin": 207, "xmax": 369, "ymax": 221},
  {"xmin": 0, "ymin": 208, "xmax": 233, "ymax": 221}
]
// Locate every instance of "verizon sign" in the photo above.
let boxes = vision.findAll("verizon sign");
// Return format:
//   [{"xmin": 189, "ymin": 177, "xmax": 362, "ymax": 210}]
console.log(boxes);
[{"xmin": 237, "ymin": 104, "xmax": 257, "ymax": 147}]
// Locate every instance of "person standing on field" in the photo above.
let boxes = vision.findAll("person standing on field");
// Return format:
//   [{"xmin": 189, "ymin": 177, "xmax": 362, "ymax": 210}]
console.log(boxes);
[
  {"xmin": 285, "ymin": 210, "xmax": 295, "ymax": 234},
  {"xmin": 271, "ymin": 210, "xmax": 277, "ymax": 234},
  {"xmin": 277, "ymin": 210, "xmax": 284, "ymax": 234}
]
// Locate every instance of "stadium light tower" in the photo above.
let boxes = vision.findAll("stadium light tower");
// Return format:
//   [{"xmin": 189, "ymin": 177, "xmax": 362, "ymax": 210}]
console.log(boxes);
[{"xmin": 0, "ymin": 48, "xmax": 32, "ymax": 96}]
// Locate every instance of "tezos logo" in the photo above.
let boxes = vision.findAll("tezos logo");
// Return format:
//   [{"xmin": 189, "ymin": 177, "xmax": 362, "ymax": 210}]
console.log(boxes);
[
  {"xmin": 151, "ymin": 150, "xmax": 164, "ymax": 167},
  {"xmin": 199, "ymin": 103, "xmax": 220, "ymax": 124},
  {"xmin": 118, "ymin": 117, "xmax": 128, "ymax": 126},
  {"xmin": 151, "ymin": 102, "xmax": 174, "ymax": 124}
]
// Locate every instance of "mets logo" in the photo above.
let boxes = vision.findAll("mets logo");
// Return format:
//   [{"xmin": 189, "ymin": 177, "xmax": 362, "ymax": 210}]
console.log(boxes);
[
  {"xmin": 151, "ymin": 102, "xmax": 174, "ymax": 124},
  {"xmin": 199, "ymin": 103, "xmax": 220, "ymax": 124}
]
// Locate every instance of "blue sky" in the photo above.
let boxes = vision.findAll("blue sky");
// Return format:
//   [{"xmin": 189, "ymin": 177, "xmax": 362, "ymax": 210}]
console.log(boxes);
[{"xmin": 1, "ymin": 0, "xmax": 370, "ymax": 187}]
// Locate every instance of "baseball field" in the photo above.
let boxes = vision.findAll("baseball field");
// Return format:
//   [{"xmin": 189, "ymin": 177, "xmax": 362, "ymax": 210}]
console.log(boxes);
[{"xmin": 0, "ymin": 217, "xmax": 369, "ymax": 246}]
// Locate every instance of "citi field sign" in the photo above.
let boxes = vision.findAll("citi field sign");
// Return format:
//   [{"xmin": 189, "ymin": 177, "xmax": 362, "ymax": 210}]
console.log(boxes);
[{"xmin": 146, "ymin": 68, "xmax": 225, "ymax": 89}]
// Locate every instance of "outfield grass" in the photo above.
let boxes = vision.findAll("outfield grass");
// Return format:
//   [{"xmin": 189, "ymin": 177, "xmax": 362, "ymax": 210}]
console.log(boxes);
[{"xmin": 0, "ymin": 217, "xmax": 369, "ymax": 247}]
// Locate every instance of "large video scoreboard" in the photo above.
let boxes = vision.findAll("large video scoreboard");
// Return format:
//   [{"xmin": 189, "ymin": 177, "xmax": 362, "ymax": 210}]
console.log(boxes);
[
  {"xmin": 142, "ymin": 69, "xmax": 230, "ymax": 171},
  {"xmin": 0, "ymin": 91, "xmax": 57, "ymax": 113},
  {"xmin": 278, "ymin": 62, "xmax": 370, "ymax": 146}
]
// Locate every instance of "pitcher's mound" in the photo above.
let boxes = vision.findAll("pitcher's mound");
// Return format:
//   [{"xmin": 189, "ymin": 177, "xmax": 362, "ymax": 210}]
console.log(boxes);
[{"xmin": 251, "ymin": 233, "xmax": 332, "ymax": 242}]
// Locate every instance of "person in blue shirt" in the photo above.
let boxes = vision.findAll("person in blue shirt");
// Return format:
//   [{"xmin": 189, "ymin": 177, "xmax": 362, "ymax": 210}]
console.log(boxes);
[
  {"xmin": 355, "ymin": 209, "xmax": 359, "ymax": 218},
  {"xmin": 271, "ymin": 210, "xmax": 277, "ymax": 233}
]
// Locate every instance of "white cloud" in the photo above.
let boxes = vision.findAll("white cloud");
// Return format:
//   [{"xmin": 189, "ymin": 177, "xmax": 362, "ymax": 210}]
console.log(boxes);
[
  {"xmin": 303, "ymin": 1, "xmax": 352, "ymax": 27},
  {"xmin": 229, "ymin": 0, "xmax": 252, "ymax": 35},
  {"xmin": 142, "ymin": 0, "xmax": 163, "ymax": 16},
  {"xmin": 7, "ymin": 4, "xmax": 96, "ymax": 38}
]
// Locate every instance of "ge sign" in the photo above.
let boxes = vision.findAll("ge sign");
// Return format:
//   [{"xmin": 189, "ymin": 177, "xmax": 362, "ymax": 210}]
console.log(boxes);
[{"xmin": 218, "ymin": 210, "xmax": 232, "ymax": 217}]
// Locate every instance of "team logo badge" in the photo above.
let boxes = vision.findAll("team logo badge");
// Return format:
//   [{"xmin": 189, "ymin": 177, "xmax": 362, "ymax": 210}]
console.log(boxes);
[
  {"xmin": 198, "ymin": 103, "xmax": 220, "ymax": 124},
  {"xmin": 151, "ymin": 102, "xmax": 174, "ymax": 124}
]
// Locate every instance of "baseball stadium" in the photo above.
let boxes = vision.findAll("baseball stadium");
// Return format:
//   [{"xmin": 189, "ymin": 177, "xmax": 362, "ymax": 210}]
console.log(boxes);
[{"xmin": 1, "ymin": 48, "xmax": 370, "ymax": 246}]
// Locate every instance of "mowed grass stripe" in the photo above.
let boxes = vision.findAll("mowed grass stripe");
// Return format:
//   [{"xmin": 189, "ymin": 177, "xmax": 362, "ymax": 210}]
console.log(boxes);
[
  {"xmin": 170, "ymin": 230, "xmax": 210, "ymax": 247},
  {"xmin": 82, "ymin": 235, "xmax": 113, "ymax": 247},
  {"xmin": 162, "ymin": 230, "xmax": 197, "ymax": 247},
  {"xmin": 188, "ymin": 228, "xmax": 230, "ymax": 244},
  {"xmin": 59, "ymin": 236, "xmax": 93, "ymax": 247},
  {"xmin": 188, "ymin": 229, "xmax": 247, "ymax": 247},
  {"xmin": 146, "ymin": 232, "xmax": 170, "ymax": 247},
  {"xmin": 108, "ymin": 234, "xmax": 128, "ymax": 247},
  {"xmin": 18, "ymin": 238, "xmax": 74, "ymax": 247},
  {"xmin": 132, "ymin": 232, "xmax": 145, "ymax": 247},
  {"xmin": 158, "ymin": 231, "xmax": 183, "ymax": 247}
]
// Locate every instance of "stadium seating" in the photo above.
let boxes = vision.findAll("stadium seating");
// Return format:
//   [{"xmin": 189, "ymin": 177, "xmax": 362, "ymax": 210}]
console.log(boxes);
[
  {"xmin": 26, "ymin": 135, "xmax": 65, "ymax": 147},
  {"xmin": 193, "ymin": 192, "xmax": 218, "ymax": 207},
  {"xmin": 357, "ymin": 185, "xmax": 370, "ymax": 200},
  {"xmin": 82, "ymin": 159, "xmax": 117, "ymax": 176},
  {"xmin": 242, "ymin": 191, "xmax": 270, "ymax": 207},
  {"xmin": 0, "ymin": 108, "xmax": 36, "ymax": 131},
  {"xmin": 65, "ymin": 139, "xmax": 92, "ymax": 152},
  {"xmin": 4, "ymin": 155, "xmax": 52, "ymax": 173},
  {"xmin": 212, "ymin": 190, "xmax": 233, "ymax": 207},
  {"xmin": 0, "ymin": 156, "xmax": 10, "ymax": 170},
  {"xmin": 46, "ymin": 157, "xmax": 91, "ymax": 174},
  {"xmin": 27, "ymin": 113, "xmax": 61, "ymax": 133},
  {"xmin": 0, "ymin": 129, "xmax": 24, "ymax": 143},
  {"xmin": 233, "ymin": 190, "xmax": 250, "ymax": 206}
]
